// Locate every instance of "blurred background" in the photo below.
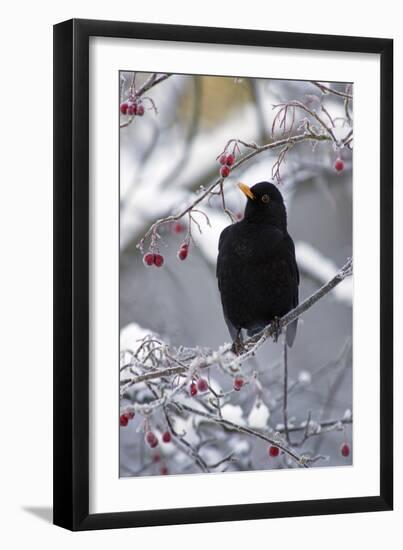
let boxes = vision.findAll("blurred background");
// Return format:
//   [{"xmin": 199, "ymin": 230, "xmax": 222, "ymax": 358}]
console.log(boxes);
[{"xmin": 119, "ymin": 73, "xmax": 353, "ymax": 476}]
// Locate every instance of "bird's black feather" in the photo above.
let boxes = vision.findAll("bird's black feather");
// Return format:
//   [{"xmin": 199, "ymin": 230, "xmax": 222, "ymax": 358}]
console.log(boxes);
[{"xmin": 216, "ymin": 181, "xmax": 299, "ymax": 348}]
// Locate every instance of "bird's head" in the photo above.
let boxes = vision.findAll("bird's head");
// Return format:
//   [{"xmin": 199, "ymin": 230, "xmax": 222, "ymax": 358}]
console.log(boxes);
[{"xmin": 238, "ymin": 181, "xmax": 287, "ymax": 228}]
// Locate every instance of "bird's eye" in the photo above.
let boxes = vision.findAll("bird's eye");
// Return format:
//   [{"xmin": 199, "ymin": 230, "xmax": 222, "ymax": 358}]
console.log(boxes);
[{"xmin": 261, "ymin": 194, "xmax": 270, "ymax": 203}]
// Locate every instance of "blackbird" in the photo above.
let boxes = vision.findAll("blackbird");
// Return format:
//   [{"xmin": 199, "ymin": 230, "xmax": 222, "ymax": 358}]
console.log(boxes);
[{"xmin": 216, "ymin": 181, "xmax": 299, "ymax": 351}]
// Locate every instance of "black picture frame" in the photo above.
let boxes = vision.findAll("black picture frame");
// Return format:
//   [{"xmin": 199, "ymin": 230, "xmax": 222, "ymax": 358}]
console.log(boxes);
[{"xmin": 53, "ymin": 18, "xmax": 393, "ymax": 531}]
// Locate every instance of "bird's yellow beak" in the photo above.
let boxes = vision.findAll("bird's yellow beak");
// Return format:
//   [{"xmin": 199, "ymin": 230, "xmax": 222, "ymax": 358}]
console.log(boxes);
[{"xmin": 238, "ymin": 182, "xmax": 255, "ymax": 200}]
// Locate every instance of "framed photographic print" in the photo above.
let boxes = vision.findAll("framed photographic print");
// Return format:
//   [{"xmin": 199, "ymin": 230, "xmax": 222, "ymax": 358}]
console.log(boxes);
[{"xmin": 53, "ymin": 19, "xmax": 393, "ymax": 530}]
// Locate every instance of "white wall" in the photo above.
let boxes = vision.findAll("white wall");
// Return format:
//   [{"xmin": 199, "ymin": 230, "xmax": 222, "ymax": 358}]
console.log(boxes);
[{"xmin": 0, "ymin": 1, "xmax": 400, "ymax": 548}]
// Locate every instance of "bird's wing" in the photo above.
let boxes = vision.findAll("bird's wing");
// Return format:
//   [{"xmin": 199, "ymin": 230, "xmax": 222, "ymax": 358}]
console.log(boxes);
[
  {"xmin": 216, "ymin": 225, "xmax": 232, "ymax": 279},
  {"xmin": 216, "ymin": 225, "xmax": 240, "ymax": 341}
]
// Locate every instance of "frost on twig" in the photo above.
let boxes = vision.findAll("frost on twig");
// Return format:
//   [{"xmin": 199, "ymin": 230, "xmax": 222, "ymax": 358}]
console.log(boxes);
[
  {"xmin": 136, "ymin": 81, "xmax": 353, "ymax": 256},
  {"xmin": 119, "ymin": 76, "xmax": 353, "ymax": 476},
  {"xmin": 120, "ymin": 259, "xmax": 353, "ymax": 473}
]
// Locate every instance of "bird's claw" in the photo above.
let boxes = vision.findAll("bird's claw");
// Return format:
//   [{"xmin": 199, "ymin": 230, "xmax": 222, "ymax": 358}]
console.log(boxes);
[{"xmin": 231, "ymin": 332, "xmax": 246, "ymax": 356}]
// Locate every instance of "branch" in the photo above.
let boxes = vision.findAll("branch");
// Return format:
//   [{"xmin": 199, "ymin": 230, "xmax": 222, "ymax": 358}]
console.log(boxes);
[
  {"xmin": 273, "ymin": 100, "xmax": 338, "ymax": 143},
  {"xmin": 120, "ymin": 73, "xmax": 171, "ymax": 129},
  {"xmin": 137, "ymin": 73, "xmax": 171, "ymax": 96},
  {"xmin": 222, "ymin": 257, "xmax": 353, "ymax": 364},
  {"xmin": 179, "ymin": 403, "xmax": 309, "ymax": 467},
  {"xmin": 121, "ymin": 257, "xmax": 352, "ymax": 390},
  {"xmin": 282, "ymin": 338, "xmax": 290, "ymax": 443},
  {"xmin": 137, "ymin": 132, "xmax": 331, "ymax": 252},
  {"xmin": 120, "ymin": 79, "xmax": 353, "ymax": 475},
  {"xmin": 163, "ymin": 406, "xmax": 210, "ymax": 473},
  {"xmin": 279, "ymin": 416, "xmax": 352, "ymax": 436},
  {"xmin": 310, "ymin": 81, "xmax": 353, "ymax": 100}
]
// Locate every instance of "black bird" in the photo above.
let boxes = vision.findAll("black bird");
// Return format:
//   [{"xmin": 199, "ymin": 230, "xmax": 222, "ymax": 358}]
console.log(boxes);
[{"xmin": 216, "ymin": 181, "xmax": 299, "ymax": 351}]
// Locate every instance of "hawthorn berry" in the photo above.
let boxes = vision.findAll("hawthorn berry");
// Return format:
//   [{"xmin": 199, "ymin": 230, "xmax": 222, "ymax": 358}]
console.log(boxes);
[
  {"xmin": 233, "ymin": 377, "xmax": 245, "ymax": 391},
  {"xmin": 190, "ymin": 382, "xmax": 198, "ymax": 397},
  {"xmin": 225, "ymin": 153, "xmax": 235, "ymax": 166},
  {"xmin": 268, "ymin": 445, "xmax": 280, "ymax": 458},
  {"xmin": 177, "ymin": 244, "xmax": 189, "ymax": 261},
  {"xmin": 127, "ymin": 102, "xmax": 137, "ymax": 116},
  {"xmin": 145, "ymin": 431, "xmax": 159, "ymax": 448},
  {"xmin": 235, "ymin": 212, "xmax": 243, "ymax": 221},
  {"xmin": 143, "ymin": 252, "xmax": 155, "ymax": 267},
  {"xmin": 160, "ymin": 465, "xmax": 169, "ymax": 475},
  {"xmin": 153, "ymin": 254, "xmax": 164, "ymax": 267},
  {"xmin": 120, "ymin": 414, "xmax": 129, "ymax": 427},
  {"xmin": 340, "ymin": 442, "xmax": 350, "ymax": 457},
  {"xmin": 334, "ymin": 158, "xmax": 345, "ymax": 172},
  {"xmin": 120, "ymin": 102, "xmax": 129, "ymax": 115},
  {"xmin": 162, "ymin": 431, "xmax": 172, "ymax": 443},
  {"xmin": 197, "ymin": 378, "xmax": 208, "ymax": 392},
  {"xmin": 220, "ymin": 165, "xmax": 231, "ymax": 178},
  {"xmin": 152, "ymin": 452, "xmax": 161, "ymax": 463},
  {"xmin": 137, "ymin": 104, "xmax": 145, "ymax": 116},
  {"xmin": 219, "ymin": 154, "xmax": 227, "ymax": 165}
]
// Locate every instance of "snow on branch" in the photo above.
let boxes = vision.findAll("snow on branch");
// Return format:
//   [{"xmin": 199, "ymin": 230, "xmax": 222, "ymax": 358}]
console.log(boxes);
[
  {"xmin": 120, "ymin": 258, "xmax": 352, "ymax": 469},
  {"xmin": 119, "ymin": 75, "xmax": 353, "ymax": 475}
]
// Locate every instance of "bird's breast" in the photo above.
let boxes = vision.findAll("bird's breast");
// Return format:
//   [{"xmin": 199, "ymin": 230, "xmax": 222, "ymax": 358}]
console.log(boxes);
[{"xmin": 217, "ymin": 236, "xmax": 296, "ymax": 331}]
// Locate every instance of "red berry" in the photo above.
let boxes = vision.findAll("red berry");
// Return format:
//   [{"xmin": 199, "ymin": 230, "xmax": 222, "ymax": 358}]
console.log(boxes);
[
  {"xmin": 137, "ymin": 104, "xmax": 145, "ymax": 116},
  {"xmin": 173, "ymin": 222, "xmax": 184, "ymax": 234},
  {"xmin": 128, "ymin": 411, "xmax": 135, "ymax": 419},
  {"xmin": 177, "ymin": 247, "xmax": 188, "ymax": 261},
  {"xmin": 220, "ymin": 165, "xmax": 231, "ymax": 178},
  {"xmin": 120, "ymin": 102, "xmax": 129, "ymax": 115},
  {"xmin": 127, "ymin": 102, "xmax": 137, "ymax": 116},
  {"xmin": 160, "ymin": 465, "xmax": 169, "ymax": 475},
  {"xmin": 145, "ymin": 431, "xmax": 158, "ymax": 448},
  {"xmin": 143, "ymin": 252, "xmax": 155, "ymax": 266},
  {"xmin": 268, "ymin": 445, "xmax": 280, "ymax": 457},
  {"xmin": 334, "ymin": 158, "xmax": 345, "ymax": 172},
  {"xmin": 341, "ymin": 443, "xmax": 350, "ymax": 457},
  {"xmin": 120, "ymin": 414, "xmax": 129, "ymax": 427},
  {"xmin": 162, "ymin": 431, "xmax": 172, "ymax": 443},
  {"xmin": 153, "ymin": 254, "xmax": 164, "ymax": 267},
  {"xmin": 233, "ymin": 377, "xmax": 245, "ymax": 391},
  {"xmin": 197, "ymin": 378, "xmax": 208, "ymax": 392},
  {"xmin": 190, "ymin": 382, "xmax": 198, "ymax": 397},
  {"xmin": 219, "ymin": 154, "xmax": 227, "ymax": 165},
  {"xmin": 152, "ymin": 452, "xmax": 161, "ymax": 463},
  {"xmin": 225, "ymin": 154, "xmax": 235, "ymax": 166},
  {"xmin": 235, "ymin": 212, "xmax": 243, "ymax": 221}
]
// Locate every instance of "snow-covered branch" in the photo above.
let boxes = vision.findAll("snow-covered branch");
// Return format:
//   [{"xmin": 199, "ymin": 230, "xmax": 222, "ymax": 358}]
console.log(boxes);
[{"xmin": 119, "ymin": 74, "xmax": 353, "ymax": 476}]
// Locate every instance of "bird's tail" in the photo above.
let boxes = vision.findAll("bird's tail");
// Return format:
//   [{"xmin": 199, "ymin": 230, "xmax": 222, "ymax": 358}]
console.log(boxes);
[{"xmin": 286, "ymin": 319, "xmax": 298, "ymax": 347}]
